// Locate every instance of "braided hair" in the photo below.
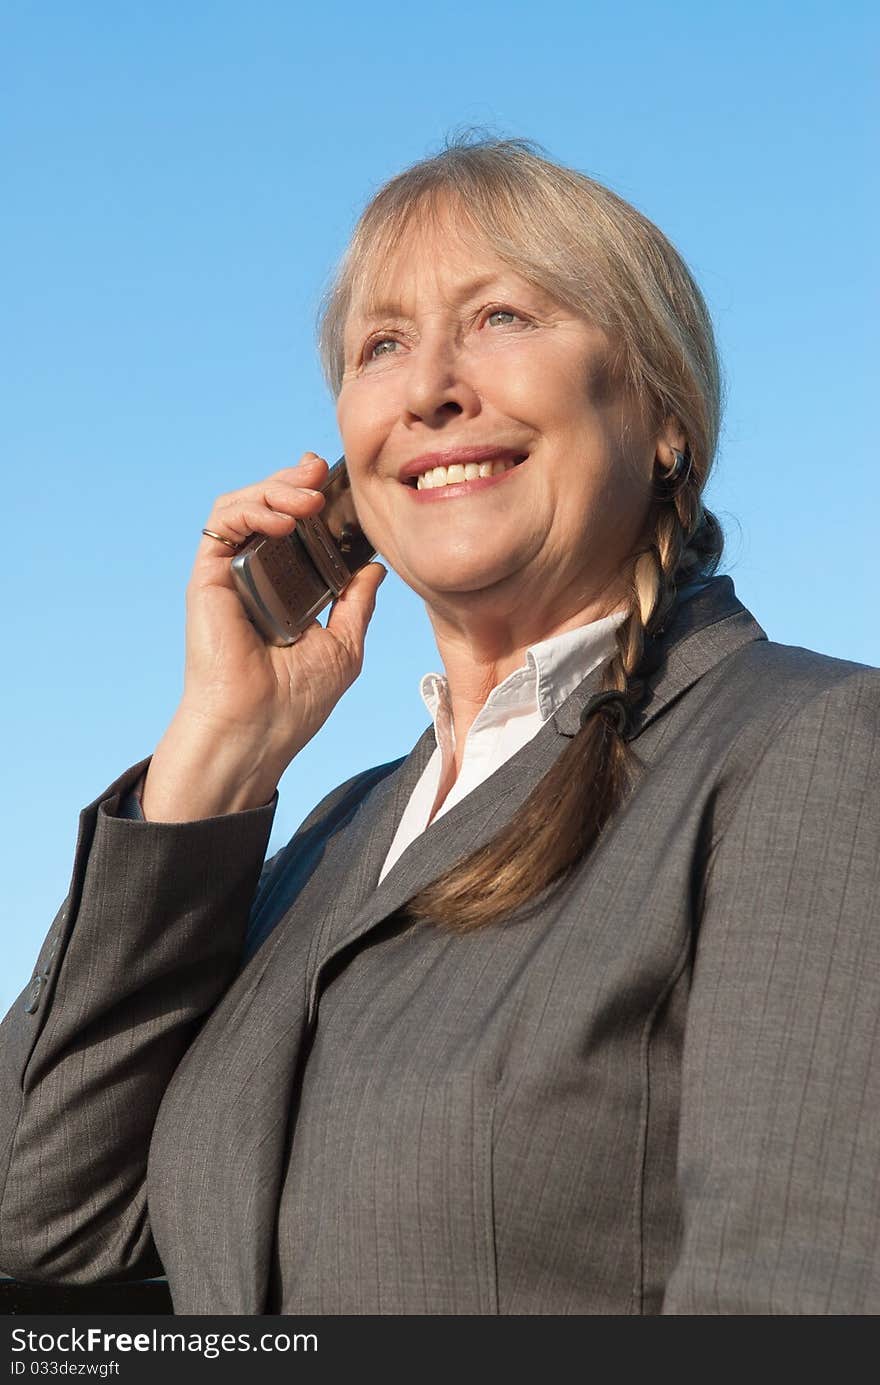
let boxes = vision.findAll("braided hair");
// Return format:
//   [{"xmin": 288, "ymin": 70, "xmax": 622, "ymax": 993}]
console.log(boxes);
[{"xmin": 402, "ymin": 447, "xmax": 723, "ymax": 933}]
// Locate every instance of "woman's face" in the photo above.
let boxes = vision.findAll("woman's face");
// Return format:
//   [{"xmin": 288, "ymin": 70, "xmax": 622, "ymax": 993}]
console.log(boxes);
[{"xmin": 336, "ymin": 213, "xmax": 663, "ymax": 629}]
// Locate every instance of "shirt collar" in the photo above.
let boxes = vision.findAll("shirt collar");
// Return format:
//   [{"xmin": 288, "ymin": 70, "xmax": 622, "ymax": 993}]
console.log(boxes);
[{"xmin": 420, "ymin": 608, "xmax": 627, "ymax": 728}]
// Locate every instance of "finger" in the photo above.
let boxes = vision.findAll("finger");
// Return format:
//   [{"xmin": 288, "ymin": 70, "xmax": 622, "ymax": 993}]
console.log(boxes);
[
  {"xmin": 324, "ymin": 563, "xmax": 388, "ymax": 668},
  {"xmin": 215, "ymin": 480, "xmax": 325, "ymax": 521},
  {"xmin": 201, "ymin": 452, "xmax": 331, "ymax": 541},
  {"xmin": 201, "ymin": 489, "xmax": 324, "ymax": 551},
  {"xmin": 267, "ymin": 453, "xmax": 331, "ymax": 484}
]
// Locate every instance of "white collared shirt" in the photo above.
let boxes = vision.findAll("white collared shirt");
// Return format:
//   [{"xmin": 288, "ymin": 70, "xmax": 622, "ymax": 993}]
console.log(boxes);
[{"xmin": 378, "ymin": 609, "xmax": 628, "ymax": 884}]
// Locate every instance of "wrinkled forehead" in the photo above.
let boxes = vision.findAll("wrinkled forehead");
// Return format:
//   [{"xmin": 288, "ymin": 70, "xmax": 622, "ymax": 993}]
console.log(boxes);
[{"xmin": 345, "ymin": 197, "xmax": 517, "ymax": 329}]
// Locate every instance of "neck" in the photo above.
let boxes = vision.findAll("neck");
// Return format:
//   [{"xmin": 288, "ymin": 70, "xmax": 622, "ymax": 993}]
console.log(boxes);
[{"xmin": 426, "ymin": 580, "xmax": 629, "ymax": 765}]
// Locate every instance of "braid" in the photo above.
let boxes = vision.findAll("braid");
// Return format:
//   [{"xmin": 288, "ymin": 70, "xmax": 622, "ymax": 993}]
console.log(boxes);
[
  {"xmin": 402, "ymin": 461, "xmax": 721, "ymax": 935},
  {"xmin": 589, "ymin": 507, "xmax": 683, "ymax": 831}
]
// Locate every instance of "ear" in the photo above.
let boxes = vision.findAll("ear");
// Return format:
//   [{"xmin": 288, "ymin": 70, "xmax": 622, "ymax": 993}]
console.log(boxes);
[{"xmin": 655, "ymin": 415, "xmax": 688, "ymax": 470}]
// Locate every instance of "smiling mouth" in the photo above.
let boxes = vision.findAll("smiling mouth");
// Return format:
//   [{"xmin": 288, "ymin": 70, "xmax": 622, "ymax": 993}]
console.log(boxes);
[{"xmin": 407, "ymin": 454, "xmax": 528, "ymax": 490}]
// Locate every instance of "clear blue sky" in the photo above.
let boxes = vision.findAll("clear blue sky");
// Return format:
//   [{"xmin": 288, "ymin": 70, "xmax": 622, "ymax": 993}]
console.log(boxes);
[{"xmin": 2, "ymin": 1, "xmax": 877, "ymax": 1009}]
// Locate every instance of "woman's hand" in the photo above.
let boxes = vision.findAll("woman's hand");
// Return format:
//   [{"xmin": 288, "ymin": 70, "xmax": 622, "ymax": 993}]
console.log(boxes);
[{"xmin": 140, "ymin": 453, "xmax": 386, "ymax": 821}]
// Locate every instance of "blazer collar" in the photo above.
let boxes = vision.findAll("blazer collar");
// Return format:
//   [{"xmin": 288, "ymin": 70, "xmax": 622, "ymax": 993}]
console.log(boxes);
[{"xmin": 553, "ymin": 574, "xmax": 767, "ymax": 739}]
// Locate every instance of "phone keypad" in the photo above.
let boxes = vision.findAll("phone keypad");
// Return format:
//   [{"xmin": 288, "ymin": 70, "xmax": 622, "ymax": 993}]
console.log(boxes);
[{"xmin": 258, "ymin": 534, "xmax": 328, "ymax": 623}]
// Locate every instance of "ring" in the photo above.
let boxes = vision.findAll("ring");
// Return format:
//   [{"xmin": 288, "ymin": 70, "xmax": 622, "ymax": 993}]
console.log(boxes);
[{"xmin": 201, "ymin": 528, "xmax": 243, "ymax": 551}]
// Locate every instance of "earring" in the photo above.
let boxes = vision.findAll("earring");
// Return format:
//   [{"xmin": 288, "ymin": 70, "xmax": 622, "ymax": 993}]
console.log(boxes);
[{"xmin": 656, "ymin": 443, "xmax": 692, "ymax": 493}]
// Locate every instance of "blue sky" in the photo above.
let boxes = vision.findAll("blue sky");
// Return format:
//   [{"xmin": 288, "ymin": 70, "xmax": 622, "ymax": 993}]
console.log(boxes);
[{"xmin": 2, "ymin": 1, "xmax": 877, "ymax": 1008}]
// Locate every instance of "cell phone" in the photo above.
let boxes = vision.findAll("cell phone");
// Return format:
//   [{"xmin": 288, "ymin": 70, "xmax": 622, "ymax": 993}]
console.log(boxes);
[{"xmin": 230, "ymin": 456, "xmax": 377, "ymax": 645}]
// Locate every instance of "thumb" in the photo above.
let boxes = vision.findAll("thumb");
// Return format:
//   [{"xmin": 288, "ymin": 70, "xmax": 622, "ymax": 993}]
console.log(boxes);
[{"xmin": 325, "ymin": 562, "xmax": 387, "ymax": 665}]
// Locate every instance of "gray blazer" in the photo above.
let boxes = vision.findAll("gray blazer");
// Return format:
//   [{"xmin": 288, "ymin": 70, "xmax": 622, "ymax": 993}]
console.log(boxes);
[{"xmin": 1, "ymin": 576, "xmax": 878, "ymax": 1315}]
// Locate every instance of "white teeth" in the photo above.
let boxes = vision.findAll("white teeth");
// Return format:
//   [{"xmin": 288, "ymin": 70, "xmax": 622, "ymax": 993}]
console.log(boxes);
[{"xmin": 413, "ymin": 457, "xmax": 519, "ymax": 490}]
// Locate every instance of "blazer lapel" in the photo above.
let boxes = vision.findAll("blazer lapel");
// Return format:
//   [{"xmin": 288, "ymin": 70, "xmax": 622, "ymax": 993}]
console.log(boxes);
[
  {"xmin": 302, "ymin": 697, "xmax": 600, "ymax": 1027},
  {"xmin": 293, "ymin": 728, "xmax": 436, "ymax": 979}
]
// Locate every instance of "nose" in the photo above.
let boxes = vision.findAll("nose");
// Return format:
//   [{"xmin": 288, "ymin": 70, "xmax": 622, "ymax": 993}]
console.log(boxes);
[{"xmin": 403, "ymin": 333, "xmax": 481, "ymax": 427}]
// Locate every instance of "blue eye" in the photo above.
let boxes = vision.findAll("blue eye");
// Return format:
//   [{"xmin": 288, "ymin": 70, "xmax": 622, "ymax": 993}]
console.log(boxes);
[
  {"xmin": 365, "ymin": 337, "xmax": 398, "ymax": 361},
  {"xmin": 362, "ymin": 307, "xmax": 523, "ymax": 364}
]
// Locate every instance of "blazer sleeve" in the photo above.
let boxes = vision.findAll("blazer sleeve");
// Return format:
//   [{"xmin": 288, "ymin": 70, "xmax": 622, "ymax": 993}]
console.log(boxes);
[
  {"xmin": 0, "ymin": 757, "xmax": 277, "ymax": 1283},
  {"xmin": 663, "ymin": 666, "xmax": 880, "ymax": 1314}
]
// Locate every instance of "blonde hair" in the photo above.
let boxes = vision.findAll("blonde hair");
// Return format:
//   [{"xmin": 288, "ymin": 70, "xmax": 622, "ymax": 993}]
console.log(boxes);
[{"xmin": 317, "ymin": 134, "xmax": 725, "ymax": 931}]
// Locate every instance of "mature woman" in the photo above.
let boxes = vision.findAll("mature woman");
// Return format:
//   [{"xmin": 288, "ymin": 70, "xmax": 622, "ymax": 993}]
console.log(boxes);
[{"xmin": 1, "ymin": 137, "xmax": 878, "ymax": 1316}]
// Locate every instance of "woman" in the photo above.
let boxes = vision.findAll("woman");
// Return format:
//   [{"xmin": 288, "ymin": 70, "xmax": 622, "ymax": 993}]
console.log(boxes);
[{"xmin": 1, "ymin": 137, "xmax": 878, "ymax": 1316}]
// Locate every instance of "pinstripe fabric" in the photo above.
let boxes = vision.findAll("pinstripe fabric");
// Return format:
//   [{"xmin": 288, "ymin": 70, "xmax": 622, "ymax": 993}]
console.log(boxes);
[{"xmin": 1, "ymin": 576, "xmax": 878, "ymax": 1314}]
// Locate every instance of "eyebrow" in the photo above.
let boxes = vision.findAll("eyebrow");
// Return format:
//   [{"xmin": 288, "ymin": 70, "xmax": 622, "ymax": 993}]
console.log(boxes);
[{"xmin": 352, "ymin": 273, "xmax": 508, "ymax": 327}]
